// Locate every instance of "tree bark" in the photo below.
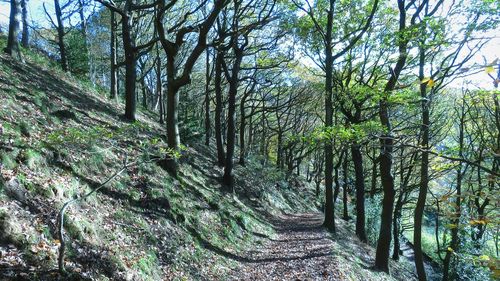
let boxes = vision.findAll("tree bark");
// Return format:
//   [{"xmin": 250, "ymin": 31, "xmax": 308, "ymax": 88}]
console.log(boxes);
[
  {"xmin": 239, "ymin": 95, "xmax": 248, "ymax": 165},
  {"xmin": 351, "ymin": 143, "xmax": 367, "ymax": 242},
  {"xmin": 109, "ymin": 11, "xmax": 118, "ymax": 100},
  {"xmin": 374, "ymin": 0, "xmax": 408, "ymax": 272},
  {"xmin": 204, "ymin": 47, "xmax": 211, "ymax": 146},
  {"xmin": 322, "ymin": 0, "xmax": 335, "ymax": 233},
  {"xmin": 342, "ymin": 152, "xmax": 349, "ymax": 220},
  {"xmin": 392, "ymin": 190, "xmax": 403, "ymax": 260},
  {"xmin": 414, "ymin": 44, "xmax": 429, "ymax": 281},
  {"xmin": 222, "ymin": 28, "xmax": 245, "ymax": 189},
  {"xmin": 54, "ymin": 0, "xmax": 68, "ymax": 71},
  {"xmin": 121, "ymin": 6, "xmax": 138, "ymax": 121},
  {"xmin": 166, "ymin": 82, "xmax": 180, "ymax": 149},
  {"xmin": 5, "ymin": 0, "xmax": 23, "ymax": 61},
  {"xmin": 20, "ymin": 0, "xmax": 28, "ymax": 48},
  {"xmin": 214, "ymin": 51, "xmax": 226, "ymax": 166},
  {"xmin": 370, "ymin": 148, "xmax": 378, "ymax": 197},
  {"xmin": 156, "ymin": 45, "xmax": 163, "ymax": 124},
  {"xmin": 156, "ymin": 0, "xmax": 228, "ymax": 153},
  {"xmin": 442, "ymin": 96, "xmax": 465, "ymax": 281}
]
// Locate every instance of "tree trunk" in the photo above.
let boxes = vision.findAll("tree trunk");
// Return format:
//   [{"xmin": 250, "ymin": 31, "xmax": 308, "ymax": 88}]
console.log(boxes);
[
  {"xmin": 166, "ymin": 84, "xmax": 180, "ymax": 149},
  {"xmin": 322, "ymin": 0, "xmax": 335, "ymax": 233},
  {"xmin": 78, "ymin": 0, "xmax": 87, "ymax": 37},
  {"xmin": 351, "ymin": 143, "xmax": 367, "ymax": 242},
  {"xmin": 156, "ymin": 46, "xmax": 163, "ymax": 124},
  {"xmin": 141, "ymin": 78, "xmax": 147, "ymax": 108},
  {"xmin": 222, "ymin": 73, "xmax": 238, "ymax": 189},
  {"xmin": 77, "ymin": 0, "xmax": 89, "ymax": 75},
  {"xmin": 20, "ymin": 0, "xmax": 28, "ymax": 48},
  {"xmin": 239, "ymin": 96, "xmax": 247, "ymax": 165},
  {"xmin": 122, "ymin": 12, "xmax": 137, "ymax": 121},
  {"xmin": 370, "ymin": 148, "xmax": 377, "ymax": 197},
  {"xmin": 109, "ymin": 11, "xmax": 118, "ymax": 100},
  {"xmin": 222, "ymin": 15, "xmax": 245, "ymax": 189},
  {"xmin": 54, "ymin": 0, "xmax": 68, "ymax": 71},
  {"xmin": 343, "ymin": 149, "xmax": 349, "ymax": 220},
  {"xmin": 5, "ymin": 0, "xmax": 23, "ymax": 61},
  {"xmin": 374, "ymin": 122, "xmax": 396, "ymax": 272},
  {"xmin": 374, "ymin": 0, "xmax": 408, "ymax": 272},
  {"xmin": 204, "ymin": 47, "xmax": 211, "ymax": 146},
  {"xmin": 277, "ymin": 132, "xmax": 283, "ymax": 168},
  {"xmin": 333, "ymin": 150, "xmax": 344, "ymax": 222},
  {"xmin": 442, "ymin": 99, "xmax": 464, "ymax": 280},
  {"xmin": 414, "ymin": 45, "xmax": 429, "ymax": 281},
  {"xmin": 392, "ymin": 190, "xmax": 403, "ymax": 260},
  {"xmin": 214, "ymin": 51, "xmax": 225, "ymax": 166}
]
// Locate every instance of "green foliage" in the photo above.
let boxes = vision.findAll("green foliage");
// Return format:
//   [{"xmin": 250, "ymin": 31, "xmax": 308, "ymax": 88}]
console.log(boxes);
[
  {"xmin": 66, "ymin": 30, "xmax": 90, "ymax": 76},
  {"xmin": 134, "ymin": 251, "xmax": 161, "ymax": 280},
  {"xmin": 1, "ymin": 149, "xmax": 19, "ymax": 170},
  {"xmin": 23, "ymin": 149, "xmax": 44, "ymax": 170},
  {"xmin": 32, "ymin": 91, "xmax": 51, "ymax": 115}
]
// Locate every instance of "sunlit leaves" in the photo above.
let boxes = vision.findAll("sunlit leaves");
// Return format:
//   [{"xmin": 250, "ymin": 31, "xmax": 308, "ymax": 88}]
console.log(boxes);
[
  {"xmin": 484, "ymin": 65, "xmax": 495, "ymax": 74},
  {"xmin": 421, "ymin": 77, "xmax": 435, "ymax": 88}
]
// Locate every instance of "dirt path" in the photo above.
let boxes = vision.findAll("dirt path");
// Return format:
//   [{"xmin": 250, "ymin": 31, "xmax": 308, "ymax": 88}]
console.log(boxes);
[{"xmin": 229, "ymin": 213, "xmax": 344, "ymax": 280}]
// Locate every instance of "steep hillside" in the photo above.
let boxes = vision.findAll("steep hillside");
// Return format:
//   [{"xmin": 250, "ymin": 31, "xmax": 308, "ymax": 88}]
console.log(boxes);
[{"xmin": 0, "ymin": 38, "xmax": 416, "ymax": 281}]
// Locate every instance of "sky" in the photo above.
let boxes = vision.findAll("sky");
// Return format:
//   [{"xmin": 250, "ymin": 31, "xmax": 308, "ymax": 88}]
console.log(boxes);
[{"xmin": 0, "ymin": 0, "xmax": 499, "ymax": 90}]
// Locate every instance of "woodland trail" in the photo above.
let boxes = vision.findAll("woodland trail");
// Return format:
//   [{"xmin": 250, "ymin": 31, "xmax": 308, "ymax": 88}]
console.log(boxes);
[{"xmin": 228, "ymin": 213, "xmax": 346, "ymax": 280}]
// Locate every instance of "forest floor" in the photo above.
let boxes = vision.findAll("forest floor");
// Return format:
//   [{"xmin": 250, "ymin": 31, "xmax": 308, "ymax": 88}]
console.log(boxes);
[
  {"xmin": 229, "ymin": 212, "xmax": 418, "ymax": 281},
  {"xmin": 229, "ymin": 212, "xmax": 345, "ymax": 280}
]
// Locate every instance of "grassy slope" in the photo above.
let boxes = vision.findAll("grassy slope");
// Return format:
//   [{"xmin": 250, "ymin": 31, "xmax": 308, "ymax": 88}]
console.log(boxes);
[{"xmin": 0, "ymin": 36, "xmax": 415, "ymax": 281}]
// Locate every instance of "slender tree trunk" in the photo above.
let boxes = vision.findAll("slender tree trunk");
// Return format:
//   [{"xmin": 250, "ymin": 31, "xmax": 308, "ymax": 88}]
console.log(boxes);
[
  {"xmin": 442, "ymin": 96, "xmax": 466, "ymax": 281},
  {"xmin": 374, "ymin": 0, "xmax": 407, "ymax": 272},
  {"xmin": 78, "ymin": 0, "xmax": 87, "ymax": 37},
  {"xmin": 370, "ymin": 148, "xmax": 377, "ymax": 197},
  {"xmin": 143, "ymin": 79, "xmax": 148, "ymax": 108},
  {"xmin": 222, "ymin": 73, "xmax": 238, "ymax": 188},
  {"xmin": 5, "ymin": 0, "xmax": 23, "ymax": 61},
  {"xmin": 414, "ymin": 45, "xmax": 429, "ymax": 281},
  {"xmin": 374, "ymin": 103, "xmax": 396, "ymax": 272},
  {"xmin": 20, "ymin": 0, "xmax": 28, "ymax": 48},
  {"xmin": 204, "ymin": 47, "xmax": 211, "ymax": 146},
  {"xmin": 54, "ymin": 0, "xmax": 68, "ymax": 71},
  {"xmin": 109, "ymin": 11, "xmax": 118, "ymax": 100},
  {"xmin": 223, "ymin": 12, "xmax": 245, "ymax": 189},
  {"xmin": 214, "ymin": 51, "xmax": 225, "ymax": 166},
  {"xmin": 248, "ymin": 113, "xmax": 254, "ymax": 152},
  {"xmin": 322, "ymin": 0, "xmax": 335, "ymax": 233},
  {"xmin": 342, "ymin": 152, "xmax": 349, "ymax": 220},
  {"xmin": 239, "ymin": 96, "xmax": 247, "ymax": 165},
  {"xmin": 122, "ymin": 11, "xmax": 137, "ymax": 121},
  {"xmin": 277, "ymin": 132, "xmax": 283, "ymax": 168},
  {"xmin": 166, "ymin": 84, "xmax": 180, "ymax": 149},
  {"xmin": 333, "ymin": 150, "xmax": 344, "ymax": 223},
  {"xmin": 392, "ymin": 190, "xmax": 403, "ymax": 260},
  {"xmin": 156, "ymin": 46, "xmax": 163, "ymax": 124},
  {"xmin": 77, "ymin": 0, "xmax": 90, "ymax": 75},
  {"xmin": 352, "ymin": 143, "xmax": 367, "ymax": 242}
]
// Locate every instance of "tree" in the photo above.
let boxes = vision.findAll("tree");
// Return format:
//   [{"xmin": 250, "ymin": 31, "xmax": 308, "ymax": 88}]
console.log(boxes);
[
  {"xmin": 374, "ymin": 0, "xmax": 412, "ymax": 272},
  {"xmin": 20, "ymin": 0, "xmax": 28, "ymax": 48},
  {"xmin": 292, "ymin": 0, "xmax": 378, "ymax": 233},
  {"xmin": 48, "ymin": 0, "xmax": 69, "ymax": 71},
  {"xmin": 109, "ymin": 10, "xmax": 118, "ymax": 100},
  {"xmin": 4, "ymin": 0, "xmax": 23, "ymax": 62},
  {"xmin": 96, "ymin": 0, "xmax": 158, "ymax": 121}
]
